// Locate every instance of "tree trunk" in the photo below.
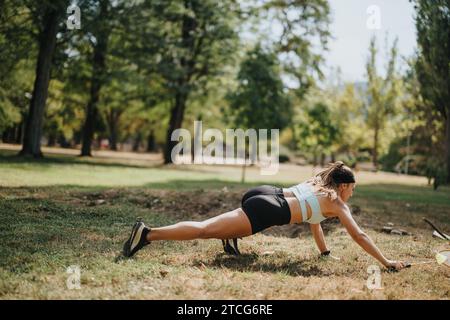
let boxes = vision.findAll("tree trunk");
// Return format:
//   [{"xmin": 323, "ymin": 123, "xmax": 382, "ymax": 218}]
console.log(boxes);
[
  {"xmin": 373, "ymin": 123, "xmax": 379, "ymax": 170},
  {"xmin": 80, "ymin": 87, "xmax": 100, "ymax": 156},
  {"xmin": 15, "ymin": 120, "xmax": 24, "ymax": 144},
  {"xmin": 2, "ymin": 126, "xmax": 18, "ymax": 143},
  {"xmin": 241, "ymin": 163, "xmax": 246, "ymax": 184},
  {"xmin": 47, "ymin": 133, "xmax": 56, "ymax": 146},
  {"xmin": 133, "ymin": 132, "xmax": 142, "ymax": 152},
  {"xmin": 107, "ymin": 109, "xmax": 120, "ymax": 151},
  {"xmin": 164, "ymin": 93, "xmax": 187, "ymax": 163},
  {"xmin": 80, "ymin": 1, "xmax": 109, "ymax": 156},
  {"xmin": 163, "ymin": 2, "xmax": 197, "ymax": 164},
  {"xmin": 109, "ymin": 124, "xmax": 117, "ymax": 151},
  {"xmin": 1, "ymin": 130, "xmax": 7, "ymax": 143},
  {"xmin": 290, "ymin": 124, "xmax": 298, "ymax": 150},
  {"xmin": 96, "ymin": 136, "xmax": 102, "ymax": 150},
  {"xmin": 109, "ymin": 132, "xmax": 117, "ymax": 151},
  {"xmin": 19, "ymin": 6, "xmax": 60, "ymax": 158},
  {"xmin": 446, "ymin": 112, "xmax": 450, "ymax": 183},
  {"xmin": 147, "ymin": 130, "xmax": 156, "ymax": 152},
  {"xmin": 74, "ymin": 130, "xmax": 82, "ymax": 146},
  {"xmin": 58, "ymin": 134, "xmax": 70, "ymax": 148},
  {"xmin": 320, "ymin": 153, "xmax": 326, "ymax": 167}
]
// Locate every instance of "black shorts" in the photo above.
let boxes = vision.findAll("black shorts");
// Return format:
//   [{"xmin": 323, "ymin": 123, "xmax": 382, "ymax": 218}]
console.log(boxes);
[{"xmin": 241, "ymin": 185, "xmax": 291, "ymax": 234}]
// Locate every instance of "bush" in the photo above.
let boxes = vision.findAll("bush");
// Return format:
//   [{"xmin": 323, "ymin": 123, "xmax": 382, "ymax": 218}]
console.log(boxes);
[
  {"xmin": 424, "ymin": 158, "xmax": 447, "ymax": 190},
  {"xmin": 380, "ymin": 138, "xmax": 405, "ymax": 172}
]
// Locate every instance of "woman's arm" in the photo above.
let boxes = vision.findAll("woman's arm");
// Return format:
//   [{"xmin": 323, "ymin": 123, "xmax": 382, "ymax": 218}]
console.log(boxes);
[
  {"xmin": 310, "ymin": 223, "xmax": 328, "ymax": 254},
  {"xmin": 337, "ymin": 203, "xmax": 405, "ymax": 270}
]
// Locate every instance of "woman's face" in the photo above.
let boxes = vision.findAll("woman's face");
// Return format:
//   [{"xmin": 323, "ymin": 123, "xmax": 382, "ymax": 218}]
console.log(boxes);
[{"xmin": 339, "ymin": 183, "xmax": 356, "ymax": 202}]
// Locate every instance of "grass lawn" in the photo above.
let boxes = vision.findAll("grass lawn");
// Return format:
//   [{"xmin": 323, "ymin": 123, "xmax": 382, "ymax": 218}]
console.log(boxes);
[{"xmin": 0, "ymin": 149, "xmax": 449, "ymax": 299}]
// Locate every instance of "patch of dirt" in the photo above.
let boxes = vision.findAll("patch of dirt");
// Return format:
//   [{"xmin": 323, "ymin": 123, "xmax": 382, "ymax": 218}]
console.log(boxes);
[{"xmin": 73, "ymin": 188, "xmax": 242, "ymax": 219}]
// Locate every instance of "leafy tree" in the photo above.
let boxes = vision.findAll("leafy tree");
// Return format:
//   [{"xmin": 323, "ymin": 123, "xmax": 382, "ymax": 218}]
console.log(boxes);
[
  {"xmin": 0, "ymin": 60, "xmax": 35, "ymax": 143},
  {"xmin": 146, "ymin": 0, "xmax": 241, "ymax": 164},
  {"xmin": 259, "ymin": 0, "xmax": 331, "ymax": 97},
  {"xmin": 364, "ymin": 36, "xmax": 402, "ymax": 168},
  {"xmin": 226, "ymin": 45, "xmax": 292, "ymax": 130},
  {"xmin": 19, "ymin": 0, "xmax": 69, "ymax": 157},
  {"xmin": 43, "ymin": 78, "xmax": 85, "ymax": 147},
  {"xmin": 296, "ymin": 102, "xmax": 339, "ymax": 166},
  {"xmin": 226, "ymin": 44, "xmax": 292, "ymax": 181},
  {"xmin": 332, "ymin": 84, "xmax": 368, "ymax": 160},
  {"xmin": 0, "ymin": 1, "xmax": 35, "ymax": 81},
  {"xmin": 412, "ymin": 0, "xmax": 450, "ymax": 183},
  {"xmin": 59, "ymin": 0, "xmax": 154, "ymax": 155},
  {"xmin": 386, "ymin": 57, "xmax": 447, "ymax": 187},
  {"xmin": 77, "ymin": 0, "xmax": 113, "ymax": 156}
]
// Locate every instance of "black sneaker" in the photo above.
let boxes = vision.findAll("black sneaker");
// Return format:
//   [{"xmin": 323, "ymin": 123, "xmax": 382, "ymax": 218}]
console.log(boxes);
[
  {"xmin": 221, "ymin": 238, "xmax": 240, "ymax": 255},
  {"xmin": 123, "ymin": 221, "xmax": 151, "ymax": 258}
]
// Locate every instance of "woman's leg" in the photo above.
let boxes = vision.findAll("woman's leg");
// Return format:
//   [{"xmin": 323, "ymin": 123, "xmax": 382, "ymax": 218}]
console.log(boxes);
[{"xmin": 147, "ymin": 208, "xmax": 253, "ymax": 241}]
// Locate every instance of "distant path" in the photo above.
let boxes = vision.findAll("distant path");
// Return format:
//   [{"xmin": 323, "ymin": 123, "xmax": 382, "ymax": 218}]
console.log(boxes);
[{"xmin": 0, "ymin": 143, "xmax": 428, "ymax": 187}]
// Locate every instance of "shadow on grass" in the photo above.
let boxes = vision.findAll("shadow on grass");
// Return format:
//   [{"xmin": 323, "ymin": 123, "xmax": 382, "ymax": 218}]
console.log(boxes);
[
  {"xmin": 0, "ymin": 152, "xmax": 163, "ymax": 170},
  {"xmin": 192, "ymin": 253, "xmax": 328, "ymax": 277},
  {"xmin": 0, "ymin": 151, "xmax": 280, "ymax": 179}
]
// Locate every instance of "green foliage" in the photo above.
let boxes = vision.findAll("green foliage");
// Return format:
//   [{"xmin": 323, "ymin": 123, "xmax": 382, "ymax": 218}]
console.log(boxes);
[
  {"xmin": 413, "ymin": 0, "xmax": 450, "ymax": 119},
  {"xmin": 1, "ymin": 0, "xmax": 440, "ymax": 177},
  {"xmin": 0, "ymin": 1, "xmax": 36, "ymax": 80},
  {"xmin": 379, "ymin": 137, "xmax": 405, "ymax": 172},
  {"xmin": 288, "ymin": 79, "xmax": 370, "ymax": 166},
  {"xmin": 378, "ymin": 56, "xmax": 444, "ymax": 178},
  {"xmin": 0, "ymin": 64, "xmax": 33, "ymax": 132},
  {"xmin": 0, "ymin": 93, "xmax": 21, "ymax": 133},
  {"xmin": 364, "ymin": 36, "xmax": 402, "ymax": 167},
  {"xmin": 296, "ymin": 101, "xmax": 339, "ymax": 160},
  {"xmin": 226, "ymin": 45, "xmax": 292, "ymax": 131},
  {"xmin": 326, "ymin": 82, "xmax": 369, "ymax": 157},
  {"xmin": 120, "ymin": 0, "xmax": 241, "ymax": 107},
  {"xmin": 413, "ymin": 0, "xmax": 450, "ymax": 182},
  {"xmin": 259, "ymin": 0, "xmax": 331, "ymax": 97},
  {"xmin": 43, "ymin": 79, "xmax": 86, "ymax": 145},
  {"xmin": 425, "ymin": 157, "xmax": 448, "ymax": 190},
  {"xmin": 0, "ymin": 2, "xmax": 36, "ymax": 136}
]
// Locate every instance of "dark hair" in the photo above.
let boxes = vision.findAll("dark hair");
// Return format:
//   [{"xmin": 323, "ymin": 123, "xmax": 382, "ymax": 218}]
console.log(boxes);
[{"xmin": 307, "ymin": 161, "xmax": 356, "ymax": 200}]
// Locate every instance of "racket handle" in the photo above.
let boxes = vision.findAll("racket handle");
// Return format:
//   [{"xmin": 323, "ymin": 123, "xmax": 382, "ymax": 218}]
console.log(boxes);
[{"xmin": 387, "ymin": 263, "xmax": 411, "ymax": 272}]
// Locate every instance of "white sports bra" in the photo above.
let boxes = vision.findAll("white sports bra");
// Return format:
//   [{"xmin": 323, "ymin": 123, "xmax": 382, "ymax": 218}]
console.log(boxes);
[{"xmin": 284, "ymin": 183, "xmax": 327, "ymax": 224}]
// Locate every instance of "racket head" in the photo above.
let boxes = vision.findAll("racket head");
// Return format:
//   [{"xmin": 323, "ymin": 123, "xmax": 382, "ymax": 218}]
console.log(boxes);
[{"xmin": 436, "ymin": 249, "xmax": 450, "ymax": 267}]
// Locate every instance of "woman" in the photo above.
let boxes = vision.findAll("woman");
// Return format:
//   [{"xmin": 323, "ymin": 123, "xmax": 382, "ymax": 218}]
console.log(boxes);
[{"xmin": 122, "ymin": 161, "xmax": 407, "ymax": 271}]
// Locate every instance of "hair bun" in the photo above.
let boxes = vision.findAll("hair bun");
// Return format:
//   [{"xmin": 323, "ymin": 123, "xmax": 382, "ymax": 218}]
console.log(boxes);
[{"xmin": 333, "ymin": 161, "xmax": 344, "ymax": 169}]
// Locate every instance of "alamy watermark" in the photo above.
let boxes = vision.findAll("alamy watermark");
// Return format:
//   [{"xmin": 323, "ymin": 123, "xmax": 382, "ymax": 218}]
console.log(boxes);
[
  {"xmin": 66, "ymin": 265, "xmax": 81, "ymax": 290},
  {"xmin": 366, "ymin": 265, "xmax": 382, "ymax": 289},
  {"xmin": 171, "ymin": 121, "xmax": 280, "ymax": 175},
  {"xmin": 366, "ymin": 5, "xmax": 381, "ymax": 30},
  {"xmin": 67, "ymin": 4, "xmax": 81, "ymax": 30}
]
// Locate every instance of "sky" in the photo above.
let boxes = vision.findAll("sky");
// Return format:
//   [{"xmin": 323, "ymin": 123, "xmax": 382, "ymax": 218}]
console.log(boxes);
[{"xmin": 325, "ymin": 0, "xmax": 417, "ymax": 83}]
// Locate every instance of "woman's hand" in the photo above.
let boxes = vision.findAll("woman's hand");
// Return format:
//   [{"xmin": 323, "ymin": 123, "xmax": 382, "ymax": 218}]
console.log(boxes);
[{"xmin": 385, "ymin": 260, "xmax": 407, "ymax": 271}]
